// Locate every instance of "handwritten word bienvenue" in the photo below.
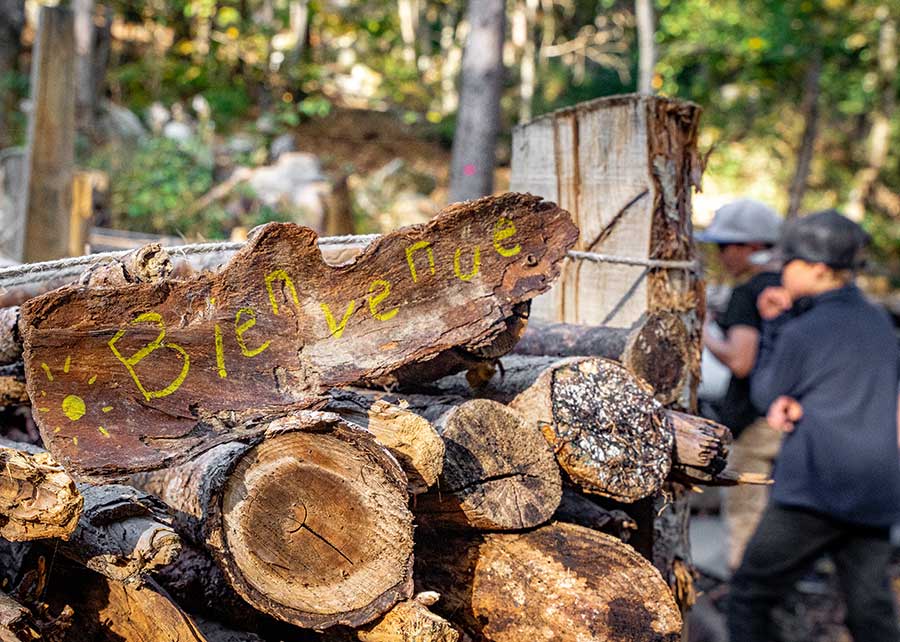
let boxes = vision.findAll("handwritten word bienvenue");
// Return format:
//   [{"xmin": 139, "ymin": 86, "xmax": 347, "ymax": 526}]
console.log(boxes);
[{"xmin": 108, "ymin": 218, "xmax": 522, "ymax": 401}]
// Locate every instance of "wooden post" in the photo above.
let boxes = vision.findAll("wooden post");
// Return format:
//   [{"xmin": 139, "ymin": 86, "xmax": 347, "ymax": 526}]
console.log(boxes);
[
  {"xmin": 511, "ymin": 94, "xmax": 705, "ymax": 619},
  {"xmin": 69, "ymin": 172, "xmax": 93, "ymax": 256},
  {"xmin": 23, "ymin": 5, "xmax": 76, "ymax": 263}
]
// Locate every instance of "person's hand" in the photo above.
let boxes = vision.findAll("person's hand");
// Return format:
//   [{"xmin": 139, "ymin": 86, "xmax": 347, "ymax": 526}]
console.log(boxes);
[
  {"xmin": 757, "ymin": 286, "xmax": 793, "ymax": 320},
  {"xmin": 767, "ymin": 396, "xmax": 803, "ymax": 432}
]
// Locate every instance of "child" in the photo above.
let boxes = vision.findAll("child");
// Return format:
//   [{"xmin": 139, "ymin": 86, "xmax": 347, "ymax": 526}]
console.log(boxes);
[{"xmin": 727, "ymin": 209, "xmax": 900, "ymax": 642}]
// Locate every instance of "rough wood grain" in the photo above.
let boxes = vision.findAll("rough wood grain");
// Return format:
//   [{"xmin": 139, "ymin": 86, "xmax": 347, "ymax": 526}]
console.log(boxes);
[
  {"xmin": 0, "ymin": 592, "xmax": 39, "ymax": 642},
  {"xmin": 356, "ymin": 593, "xmax": 460, "ymax": 642},
  {"xmin": 0, "ymin": 364, "xmax": 27, "ymax": 407},
  {"xmin": 553, "ymin": 484, "xmax": 637, "ymax": 541},
  {"xmin": 19, "ymin": 192, "xmax": 577, "ymax": 479},
  {"xmin": 353, "ymin": 391, "xmax": 561, "ymax": 531},
  {"xmin": 62, "ymin": 483, "xmax": 181, "ymax": 584},
  {"xmin": 0, "ymin": 308, "xmax": 21, "ymax": 366},
  {"xmin": 415, "ymin": 522, "xmax": 682, "ymax": 642},
  {"xmin": 427, "ymin": 355, "xmax": 673, "ymax": 502},
  {"xmin": 512, "ymin": 312, "xmax": 691, "ymax": 405},
  {"xmin": 132, "ymin": 410, "xmax": 415, "ymax": 629},
  {"xmin": 668, "ymin": 410, "xmax": 730, "ymax": 478},
  {"xmin": 0, "ymin": 444, "xmax": 82, "ymax": 541},
  {"xmin": 325, "ymin": 388, "xmax": 444, "ymax": 494}
]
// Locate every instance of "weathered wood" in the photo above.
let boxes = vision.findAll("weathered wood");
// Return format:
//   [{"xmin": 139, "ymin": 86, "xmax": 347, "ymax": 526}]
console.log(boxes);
[
  {"xmin": 23, "ymin": 6, "xmax": 77, "ymax": 263},
  {"xmin": 0, "ymin": 592, "xmax": 40, "ymax": 642},
  {"xmin": 355, "ymin": 391, "xmax": 561, "ymax": 531},
  {"xmin": 62, "ymin": 483, "xmax": 181, "ymax": 584},
  {"xmin": 415, "ymin": 522, "xmax": 682, "ymax": 642},
  {"xmin": 428, "ymin": 355, "xmax": 673, "ymax": 502},
  {"xmin": 512, "ymin": 312, "xmax": 691, "ymax": 405},
  {"xmin": 132, "ymin": 410, "xmax": 414, "ymax": 629},
  {"xmin": 43, "ymin": 564, "xmax": 211, "ymax": 642},
  {"xmin": 0, "ymin": 363, "xmax": 27, "ymax": 406},
  {"xmin": 19, "ymin": 192, "xmax": 577, "ymax": 479},
  {"xmin": 355, "ymin": 592, "xmax": 460, "ymax": 642},
  {"xmin": 0, "ymin": 444, "xmax": 82, "ymax": 541},
  {"xmin": 668, "ymin": 410, "xmax": 730, "ymax": 478},
  {"xmin": 0, "ymin": 308, "xmax": 20, "ymax": 366},
  {"xmin": 325, "ymin": 388, "xmax": 444, "ymax": 493},
  {"xmin": 78, "ymin": 243, "xmax": 174, "ymax": 288},
  {"xmin": 510, "ymin": 94, "xmax": 702, "ymax": 335},
  {"xmin": 553, "ymin": 484, "xmax": 637, "ymax": 541}
]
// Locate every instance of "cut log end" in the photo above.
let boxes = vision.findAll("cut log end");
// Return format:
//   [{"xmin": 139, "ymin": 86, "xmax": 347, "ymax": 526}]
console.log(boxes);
[
  {"xmin": 416, "ymin": 522, "xmax": 682, "ymax": 642},
  {"xmin": 215, "ymin": 418, "xmax": 414, "ymax": 628},
  {"xmin": 621, "ymin": 313, "xmax": 690, "ymax": 406},
  {"xmin": 514, "ymin": 358, "xmax": 673, "ymax": 503},
  {"xmin": 416, "ymin": 399, "xmax": 561, "ymax": 531}
]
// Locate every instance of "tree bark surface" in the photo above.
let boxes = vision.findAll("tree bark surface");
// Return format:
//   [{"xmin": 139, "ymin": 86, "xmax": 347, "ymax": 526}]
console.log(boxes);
[{"xmin": 19, "ymin": 193, "xmax": 577, "ymax": 480}]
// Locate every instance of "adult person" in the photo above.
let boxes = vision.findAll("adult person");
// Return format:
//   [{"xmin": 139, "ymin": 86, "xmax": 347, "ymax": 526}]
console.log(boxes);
[{"xmin": 697, "ymin": 199, "xmax": 782, "ymax": 570}]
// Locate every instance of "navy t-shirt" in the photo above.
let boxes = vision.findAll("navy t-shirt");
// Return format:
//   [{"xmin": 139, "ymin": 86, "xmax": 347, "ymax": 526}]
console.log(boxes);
[{"xmin": 751, "ymin": 285, "xmax": 900, "ymax": 527}]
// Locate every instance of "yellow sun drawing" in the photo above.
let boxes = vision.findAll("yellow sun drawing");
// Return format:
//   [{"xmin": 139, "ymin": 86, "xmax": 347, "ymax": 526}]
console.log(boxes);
[{"xmin": 37, "ymin": 356, "xmax": 114, "ymax": 442}]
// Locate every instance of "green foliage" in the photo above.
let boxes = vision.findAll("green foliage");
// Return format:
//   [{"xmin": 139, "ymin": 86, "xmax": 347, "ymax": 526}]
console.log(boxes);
[{"xmin": 87, "ymin": 136, "xmax": 228, "ymax": 239}]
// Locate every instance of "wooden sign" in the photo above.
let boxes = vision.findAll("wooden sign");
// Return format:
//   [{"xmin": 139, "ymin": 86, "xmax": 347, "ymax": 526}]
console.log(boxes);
[{"xmin": 20, "ymin": 193, "xmax": 578, "ymax": 479}]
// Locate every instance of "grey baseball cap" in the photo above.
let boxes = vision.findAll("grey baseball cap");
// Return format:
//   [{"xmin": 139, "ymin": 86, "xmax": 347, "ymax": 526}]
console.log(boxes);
[
  {"xmin": 774, "ymin": 209, "xmax": 870, "ymax": 270},
  {"xmin": 695, "ymin": 199, "xmax": 782, "ymax": 245}
]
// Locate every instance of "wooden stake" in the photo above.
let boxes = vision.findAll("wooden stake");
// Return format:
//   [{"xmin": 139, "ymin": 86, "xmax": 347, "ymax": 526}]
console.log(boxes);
[{"xmin": 23, "ymin": 6, "xmax": 76, "ymax": 263}]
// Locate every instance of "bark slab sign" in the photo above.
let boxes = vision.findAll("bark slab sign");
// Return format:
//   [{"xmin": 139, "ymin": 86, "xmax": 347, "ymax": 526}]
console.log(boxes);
[{"xmin": 19, "ymin": 193, "xmax": 577, "ymax": 479}]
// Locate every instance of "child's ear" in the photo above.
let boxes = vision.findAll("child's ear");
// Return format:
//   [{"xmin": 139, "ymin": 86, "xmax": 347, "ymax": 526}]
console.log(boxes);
[{"xmin": 811, "ymin": 262, "xmax": 832, "ymax": 281}]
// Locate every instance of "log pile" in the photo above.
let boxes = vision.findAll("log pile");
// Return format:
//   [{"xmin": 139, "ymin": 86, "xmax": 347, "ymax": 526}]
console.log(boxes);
[{"xmin": 0, "ymin": 193, "xmax": 750, "ymax": 641}]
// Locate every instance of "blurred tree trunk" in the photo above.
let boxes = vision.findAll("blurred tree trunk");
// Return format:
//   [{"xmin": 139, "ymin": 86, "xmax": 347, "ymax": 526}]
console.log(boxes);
[
  {"xmin": 0, "ymin": 0, "xmax": 25, "ymax": 148},
  {"xmin": 439, "ymin": 8, "xmax": 463, "ymax": 115},
  {"xmin": 847, "ymin": 7, "xmax": 896, "ymax": 222},
  {"xmin": 448, "ymin": 0, "xmax": 505, "ymax": 203},
  {"xmin": 635, "ymin": 0, "xmax": 655, "ymax": 93},
  {"xmin": 514, "ymin": 0, "xmax": 539, "ymax": 124},
  {"xmin": 286, "ymin": 0, "xmax": 309, "ymax": 67},
  {"xmin": 398, "ymin": 0, "xmax": 419, "ymax": 66},
  {"xmin": 73, "ymin": 0, "xmax": 95, "ymax": 136},
  {"xmin": 786, "ymin": 49, "xmax": 822, "ymax": 219}
]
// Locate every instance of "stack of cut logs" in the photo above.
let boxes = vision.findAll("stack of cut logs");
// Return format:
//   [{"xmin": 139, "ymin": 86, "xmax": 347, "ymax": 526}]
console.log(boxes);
[{"xmin": 0, "ymin": 194, "xmax": 745, "ymax": 642}]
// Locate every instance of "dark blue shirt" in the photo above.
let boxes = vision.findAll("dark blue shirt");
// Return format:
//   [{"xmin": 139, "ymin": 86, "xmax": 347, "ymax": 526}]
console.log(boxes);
[{"xmin": 751, "ymin": 285, "xmax": 900, "ymax": 527}]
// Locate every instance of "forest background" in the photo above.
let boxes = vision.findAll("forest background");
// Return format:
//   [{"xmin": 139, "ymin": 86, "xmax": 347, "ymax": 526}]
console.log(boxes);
[{"xmin": 1, "ymin": 0, "xmax": 898, "ymax": 284}]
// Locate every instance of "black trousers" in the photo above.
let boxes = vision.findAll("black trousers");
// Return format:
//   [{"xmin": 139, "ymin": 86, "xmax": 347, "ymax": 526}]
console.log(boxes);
[{"xmin": 727, "ymin": 502, "xmax": 899, "ymax": 642}]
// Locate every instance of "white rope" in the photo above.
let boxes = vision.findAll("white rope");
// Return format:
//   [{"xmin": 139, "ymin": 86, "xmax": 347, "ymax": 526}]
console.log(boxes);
[{"xmin": 0, "ymin": 233, "xmax": 697, "ymax": 289}]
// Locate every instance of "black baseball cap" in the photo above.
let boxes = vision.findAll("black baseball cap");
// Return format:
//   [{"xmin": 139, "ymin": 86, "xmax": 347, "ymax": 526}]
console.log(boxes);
[{"xmin": 774, "ymin": 209, "xmax": 870, "ymax": 270}]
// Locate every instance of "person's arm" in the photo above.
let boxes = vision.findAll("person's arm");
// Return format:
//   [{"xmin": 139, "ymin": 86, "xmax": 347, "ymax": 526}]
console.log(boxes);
[
  {"xmin": 703, "ymin": 324, "xmax": 759, "ymax": 378},
  {"xmin": 750, "ymin": 287, "xmax": 802, "ymax": 413}
]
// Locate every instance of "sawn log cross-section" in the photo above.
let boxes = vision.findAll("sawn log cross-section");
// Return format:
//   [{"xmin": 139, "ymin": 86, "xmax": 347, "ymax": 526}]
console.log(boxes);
[{"xmin": 19, "ymin": 193, "xmax": 578, "ymax": 479}]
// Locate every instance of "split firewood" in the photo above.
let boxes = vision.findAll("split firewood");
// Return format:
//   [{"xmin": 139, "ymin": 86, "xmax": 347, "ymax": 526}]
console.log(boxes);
[
  {"xmin": 351, "ymin": 390, "xmax": 561, "ymax": 531},
  {"xmin": 415, "ymin": 522, "xmax": 682, "ymax": 642},
  {"xmin": 512, "ymin": 312, "xmax": 691, "ymax": 405},
  {"xmin": 18, "ymin": 193, "xmax": 577, "ymax": 479},
  {"xmin": 553, "ymin": 484, "xmax": 637, "ymax": 541},
  {"xmin": 0, "ymin": 592, "xmax": 40, "ymax": 642},
  {"xmin": 668, "ymin": 410, "xmax": 731, "ymax": 478},
  {"xmin": 62, "ymin": 483, "xmax": 181, "ymax": 584},
  {"xmin": 0, "ymin": 443, "xmax": 82, "ymax": 541},
  {"xmin": 424, "ymin": 355, "xmax": 673, "ymax": 502},
  {"xmin": 324, "ymin": 388, "xmax": 444, "ymax": 493},
  {"xmin": 353, "ymin": 592, "xmax": 460, "ymax": 642},
  {"xmin": 132, "ymin": 410, "xmax": 414, "ymax": 629}
]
